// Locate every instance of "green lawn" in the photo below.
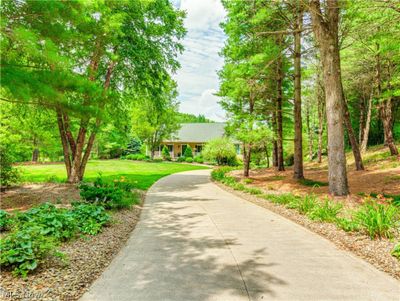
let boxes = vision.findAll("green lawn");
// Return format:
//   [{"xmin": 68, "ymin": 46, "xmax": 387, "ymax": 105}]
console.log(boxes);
[{"xmin": 19, "ymin": 160, "xmax": 209, "ymax": 190}]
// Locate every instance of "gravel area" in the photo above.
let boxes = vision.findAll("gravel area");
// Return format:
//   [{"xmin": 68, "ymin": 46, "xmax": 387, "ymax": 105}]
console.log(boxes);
[
  {"xmin": 0, "ymin": 202, "xmax": 143, "ymax": 301},
  {"xmin": 214, "ymin": 181, "xmax": 400, "ymax": 281}
]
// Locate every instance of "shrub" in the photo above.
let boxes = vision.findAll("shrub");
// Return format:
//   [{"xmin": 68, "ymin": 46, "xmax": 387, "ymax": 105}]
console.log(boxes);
[
  {"xmin": 0, "ymin": 210, "xmax": 12, "ymax": 231},
  {"xmin": 194, "ymin": 156, "xmax": 204, "ymax": 163},
  {"xmin": 355, "ymin": 201, "xmax": 399, "ymax": 239},
  {"xmin": 0, "ymin": 148, "xmax": 20, "ymax": 188},
  {"xmin": 184, "ymin": 146, "xmax": 193, "ymax": 158},
  {"xmin": 284, "ymin": 153, "xmax": 294, "ymax": 166},
  {"xmin": 336, "ymin": 217, "xmax": 360, "ymax": 232},
  {"xmin": 70, "ymin": 203, "xmax": 110, "ymax": 235},
  {"xmin": 202, "ymin": 137, "xmax": 237, "ymax": 166},
  {"xmin": 126, "ymin": 154, "xmax": 139, "ymax": 160},
  {"xmin": 288, "ymin": 194, "xmax": 317, "ymax": 214},
  {"xmin": 243, "ymin": 186, "xmax": 262, "ymax": 195},
  {"xmin": 263, "ymin": 193, "xmax": 301, "ymax": 205},
  {"xmin": 0, "ymin": 226, "xmax": 61, "ymax": 277},
  {"xmin": 185, "ymin": 157, "xmax": 193, "ymax": 163},
  {"xmin": 80, "ymin": 176, "xmax": 138, "ymax": 209},
  {"xmin": 308, "ymin": 200, "xmax": 343, "ymax": 223},
  {"xmin": 211, "ymin": 167, "xmax": 234, "ymax": 181},
  {"xmin": 126, "ymin": 154, "xmax": 146, "ymax": 161},
  {"xmin": 177, "ymin": 156, "xmax": 186, "ymax": 162},
  {"xmin": 162, "ymin": 146, "xmax": 171, "ymax": 161},
  {"xmin": 80, "ymin": 184, "xmax": 124, "ymax": 209},
  {"xmin": 152, "ymin": 158, "xmax": 163, "ymax": 163},
  {"xmin": 18, "ymin": 203, "xmax": 77, "ymax": 241},
  {"xmin": 392, "ymin": 243, "xmax": 400, "ymax": 259}
]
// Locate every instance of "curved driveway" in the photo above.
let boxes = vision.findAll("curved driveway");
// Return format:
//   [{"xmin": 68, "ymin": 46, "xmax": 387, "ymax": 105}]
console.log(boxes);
[{"xmin": 81, "ymin": 169, "xmax": 400, "ymax": 301}]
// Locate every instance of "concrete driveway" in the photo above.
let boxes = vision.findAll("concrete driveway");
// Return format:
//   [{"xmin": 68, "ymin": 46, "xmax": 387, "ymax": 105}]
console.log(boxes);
[{"xmin": 81, "ymin": 169, "xmax": 400, "ymax": 301}]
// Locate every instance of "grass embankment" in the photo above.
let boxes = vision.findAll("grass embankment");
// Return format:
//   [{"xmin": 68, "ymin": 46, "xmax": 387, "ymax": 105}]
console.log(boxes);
[{"xmin": 19, "ymin": 160, "xmax": 209, "ymax": 189}]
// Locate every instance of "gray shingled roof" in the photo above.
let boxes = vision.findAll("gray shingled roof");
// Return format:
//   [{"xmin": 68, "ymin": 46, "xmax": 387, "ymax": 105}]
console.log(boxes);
[{"xmin": 164, "ymin": 123, "xmax": 226, "ymax": 143}]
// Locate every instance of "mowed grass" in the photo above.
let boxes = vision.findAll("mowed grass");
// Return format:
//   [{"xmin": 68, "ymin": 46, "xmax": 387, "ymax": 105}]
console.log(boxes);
[{"xmin": 19, "ymin": 160, "xmax": 209, "ymax": 190}]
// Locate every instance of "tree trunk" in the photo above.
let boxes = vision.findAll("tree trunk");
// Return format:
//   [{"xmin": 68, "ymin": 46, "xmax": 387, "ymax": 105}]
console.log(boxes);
[
  {"xmin": 32, "ymin": 148, "xmax": 39, "ymax": 162},
  {"xmin": 374, "ymin": 44, "xmax": 398, "ymax": 156},
  {"xmin": 317, "ymin": 67, "xmax": 325, "ymax": 164},
  {"xmin": 265, "ymin": 143, "xmax": 270, "ymax": 168},
  {"xmin": 293, "ymin": 6, "xmax": 304, "ymax": 179},
  {"xmin": 276, "ymin": 44, "xmax": 285, "ymax": 171},
  {"xmin": 380, "ymin": 99, "xmax": 399, "ymax": 155},
  {"xmin": 31, "ymin": 136, "xmax": 39, "ymax": 162},
  {"xmin": 360, "ymin": 92, "xmax": 373, "ymax": 153},
  {"xmin": 342, "ymin": 91, "xmax": 364, "ymax": 171},
  {"xmin": 272, "ymin": 112, "xmax": 278, "ymax": 167},
  {"xmin": 310, "ymin": 0, "xmax": 349, "ymax": 196},
  {"xmin": 358, "ymin": 97, "xmax": 366, "ymax": 144},
  {"xmin": 306, "ymin": 101, "xmax": 313, "ymax": 161},
  {"xmin": 243, "ymin": 144, "xmax": 251, "ymax": 177}
]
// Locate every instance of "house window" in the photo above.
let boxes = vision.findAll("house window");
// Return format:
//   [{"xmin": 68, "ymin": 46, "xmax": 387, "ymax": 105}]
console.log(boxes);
[
  {"xmin": 195, "ymin": 144, "xmax": 203, "ymax": 154},
  {"xmin": 164, "ymin": 144, "xmax": 173, "ymax": 152}
]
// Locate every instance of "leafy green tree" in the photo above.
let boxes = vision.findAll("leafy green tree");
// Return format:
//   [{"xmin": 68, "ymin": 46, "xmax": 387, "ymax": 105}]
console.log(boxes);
[
  {"xmin": 1, "ymin": 0, "xmax": 185, "ymax": 182},
  {"xmin": 131, "ymin": 80, "xmax": 180, "ymax": 160},
  {"xmin": 202, "ymin": 137, "xmax": 237, "ymax": 166},
  {"xmin": 176, "ymin": 113, "xmax": 213, "ymax": 123}
]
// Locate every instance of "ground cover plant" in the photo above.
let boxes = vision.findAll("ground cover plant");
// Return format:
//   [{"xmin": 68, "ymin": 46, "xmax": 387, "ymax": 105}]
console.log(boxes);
[
  {"xmin": 0, "ymin": 202, "xmax": 111, "ymax": 277},
  {"xmin": 212, "ymin": 167, "xmax": 400, "ymax": 259},
  {"xmin": 19, "ymin": 160, "xmax": 209, "ymax": 190}
]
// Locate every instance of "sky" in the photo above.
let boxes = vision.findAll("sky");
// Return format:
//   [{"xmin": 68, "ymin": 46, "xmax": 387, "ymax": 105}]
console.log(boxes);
[{"xmin": 172, "ymin": 0, "xmax": 227, "ymax": 122}]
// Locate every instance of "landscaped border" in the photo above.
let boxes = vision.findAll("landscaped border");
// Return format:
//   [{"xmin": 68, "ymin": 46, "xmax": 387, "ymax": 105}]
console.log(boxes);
[
  {"xmin": 0, "ymin": 197, "xmax": 144, "ymax": 301},
  {"xmin": 212, "ymin": 171, "xmax": 400, "ymax": 281}
]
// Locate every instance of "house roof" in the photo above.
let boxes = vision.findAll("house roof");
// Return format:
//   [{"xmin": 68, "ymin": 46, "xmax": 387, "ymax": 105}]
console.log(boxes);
[{"xmin": 164, "ymin": 123, "xmax": 227, "ymax": 143}]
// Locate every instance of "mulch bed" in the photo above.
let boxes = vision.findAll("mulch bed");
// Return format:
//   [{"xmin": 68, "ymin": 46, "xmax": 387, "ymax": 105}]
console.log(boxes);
[
  {"xmin": 214, "ymin": 181, "xmax": 400, "ymax": 281},
  {"xmin": 0, "ymin": 202, "xmax": 143, "ymax": 300},
  {"xmin": 1, "ymin": 184, "xmax": 80, "ymax": 211}
]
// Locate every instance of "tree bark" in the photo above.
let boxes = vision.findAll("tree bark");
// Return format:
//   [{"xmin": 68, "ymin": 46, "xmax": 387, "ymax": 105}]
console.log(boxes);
[
  {"xmin": 293, "ymin": 5, "xmax": 304, "ymax": 179},
  {"xmin": 310, "ymin": 0, "xmax": 349, "ymax": 196},
  {"xmin": 272, "ymin": 112, "xmax": 278, "ymax": 167},
  {"xmin": 342, "ymin": 89, "xmax": 364, "ymax": 170},
  {"xmin": 358, "ymin": 97, "xmax": 366, "ymax": 144},
  {"xmin": 380, "ymin": 99, "xmax": 399, "ymax": 155},
  {"xmin": 374, "ymin": 44, "xmax": 398, "ymax": 156},
  {"xmin": 360, "ymin": 92, "xmax": 373, "ymax": 153},
  {"xmin": 243, "ymin": 143, "xmax": 251, "ymax": 177},
  {"xmin": 317, "ymin": 66, "xmax": 325, "ymax": 163},
  {"xmin": 276, "ymin": 42, "xmax": 285, "ymax": 171},
  {"xmin": 32, "ymin": 148, "xmax": 39, "ymax": 162},
  {"xmin": 306, "ymin": 101, "xmax": 313, "ymax": 161}
]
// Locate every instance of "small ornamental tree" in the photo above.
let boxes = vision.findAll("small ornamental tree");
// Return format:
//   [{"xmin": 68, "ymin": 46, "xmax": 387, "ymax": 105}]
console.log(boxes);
[
  {"xmin": 184, "ymin": 146, "xmax": 193, "ymax": 158},
  {"xmin": 162, "ymin": 146, "xmax": 171, "ymax": 161},
  {"xmin": 125, "ymin": 138, "xmax": 142, "ymax": 155},
  {"xmin": 202, "ymin": 137, "xmax": 237, "ymax": 166}
]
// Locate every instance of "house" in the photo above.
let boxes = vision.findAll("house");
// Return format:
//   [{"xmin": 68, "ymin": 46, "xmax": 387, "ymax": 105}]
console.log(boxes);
[{"xmin": 153, "ymin": 123, "xmax": 240, "ymax": 158}]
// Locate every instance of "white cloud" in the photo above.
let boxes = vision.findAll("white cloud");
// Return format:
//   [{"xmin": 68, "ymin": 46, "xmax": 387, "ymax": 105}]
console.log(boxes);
[
  {"xmin": 173, "ymin": 0, "xmax": 227, "ymax": 122},
  {"xmin": 179, "ymin": 89, "xmax": 225, "ymax": 121}
]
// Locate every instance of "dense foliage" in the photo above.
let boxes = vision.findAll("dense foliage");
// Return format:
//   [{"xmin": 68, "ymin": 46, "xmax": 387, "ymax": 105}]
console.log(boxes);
[
  {"xmin": 219, "ymin": 0, "xmax": 400, "ymax": 195},
  {"xmin": 202, "ymin": 137, "xmax": 237, "ymax": 166},
  {"xmin": 0, "ymin": 0, "xmax": 185, "ymax": 182}
]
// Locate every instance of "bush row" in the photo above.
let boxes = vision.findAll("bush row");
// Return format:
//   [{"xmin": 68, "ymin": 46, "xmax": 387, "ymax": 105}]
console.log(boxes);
[
  {"xmin": 211, "ymin": 168, "xmax": 400, "ymax": 257},
  {"xmin": 79, "ymin": 175, "xmax": 139, "ymax": 209}
]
